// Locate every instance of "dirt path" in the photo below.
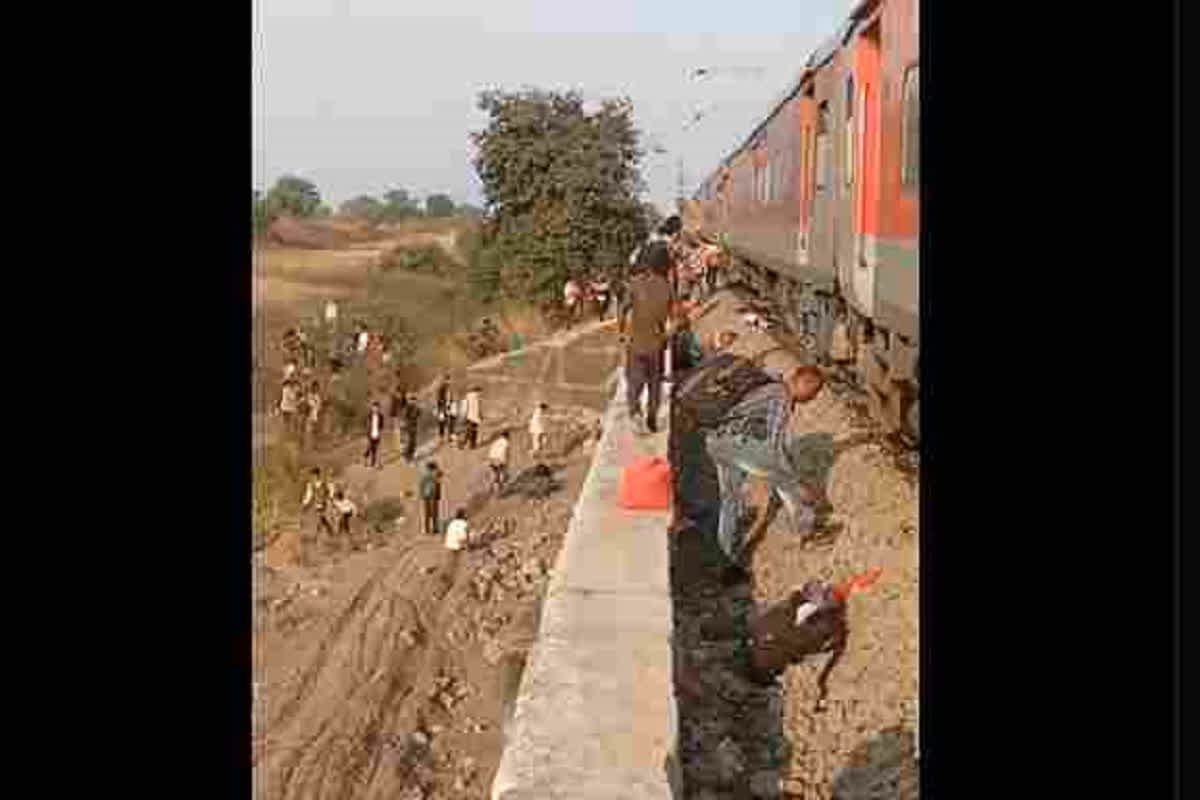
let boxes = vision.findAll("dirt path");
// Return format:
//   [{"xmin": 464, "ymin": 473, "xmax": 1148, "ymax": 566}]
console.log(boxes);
[{"xmin": 254, "ymin": 326, "xmax": 622, "ymax": 800}]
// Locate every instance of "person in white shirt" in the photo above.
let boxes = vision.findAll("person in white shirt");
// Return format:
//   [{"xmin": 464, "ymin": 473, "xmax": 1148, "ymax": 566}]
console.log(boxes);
[
  {"xmin": 444, "ymin": 508, "xmax": 470, "ymax": 552},
  {"xmin": 460, "ymin": 386, "xmax": 482, "ymax": 449},
  {"xmin": 356, "ymin": 324, "xmax": 370, "ymax": 355},
  {"xmin": 488, "ymin": 430, "xmax": 511, "ymax": 491},
  {"xmin": 279, "ymin": 381, "xmax": 300, "ymax": 434},
  {"xmin": 324, "ymin": 299, "xmax": 338, "ymax": 328},
  {"xmin": 331, "ymin": 487, "xmax": 357, "ymax": 537},
  {"xmin": 528, "ymin": 403, "xmax": 548, "ymax": 456},
  {"xmin": 364, "ymin": 401, "xmax": 384, "ymax": 469},
  {"xmin": 304, "ymin": 382, "xmax": 323, "ymax": 444}
]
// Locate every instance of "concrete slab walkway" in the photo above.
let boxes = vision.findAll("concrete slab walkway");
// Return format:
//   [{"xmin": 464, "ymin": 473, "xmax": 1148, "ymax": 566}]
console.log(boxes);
[{"xmin": 490, "ymin": 372, "xmax": 679, "ymax": 800}]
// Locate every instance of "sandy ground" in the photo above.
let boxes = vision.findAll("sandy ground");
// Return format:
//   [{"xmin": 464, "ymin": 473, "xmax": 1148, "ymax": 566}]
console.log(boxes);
[
  {"xmin": 253, "ymin": 326, "xmax": 622, "ymax": 800},
  {"xmin": 670, "ymin": 288, "xmax": 919, "ymax": 800}
]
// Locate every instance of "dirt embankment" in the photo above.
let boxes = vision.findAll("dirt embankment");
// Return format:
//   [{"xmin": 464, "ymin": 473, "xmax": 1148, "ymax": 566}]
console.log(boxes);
[
  {"xmin": 669, "ymin": 290, "xmax": 919, "ymax": 800},
  {"xmin": 254, "ymin": 320, "xmax": 619, "ymax": 799}
]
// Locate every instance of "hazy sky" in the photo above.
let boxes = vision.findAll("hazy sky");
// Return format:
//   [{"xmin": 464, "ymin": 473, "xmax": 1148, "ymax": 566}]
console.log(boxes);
[{"xmin": 252, "ymin": 0, "xmax": 857, "ymax": 213}]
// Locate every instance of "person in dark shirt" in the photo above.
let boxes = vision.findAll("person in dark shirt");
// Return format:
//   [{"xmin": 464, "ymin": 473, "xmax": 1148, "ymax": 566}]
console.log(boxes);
[
  {"xmin": 404, "ymin": 395, "xmax": 420, "ymax": 463},
  {"xmin": 418, "ymin": 462, "xmax": 443, "ymax": 536},
  {"xmin": 619, "ymin": 241, "xmax": 674, "ymax": 435}
]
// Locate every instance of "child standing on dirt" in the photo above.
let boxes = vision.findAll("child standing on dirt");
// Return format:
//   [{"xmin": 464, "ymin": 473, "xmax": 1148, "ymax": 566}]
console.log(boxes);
[
  {"xmin": 301, "ymin": 468, "xmax": 334, "ymax": 538},
  {"xmin": 364, "ymin": 401, "xmax": 384, "ymax": 469},
  {"xmin": 419, "ymin": 461, "xmax": 443, "ymax": 536},
  {"xmin": 528, "ymin": 403, "xmax": 548, "ymax": 456},
  {"xmin": 331, "ymin": 487, "xmax": 358, "ymax": 537},
  {"xmin": 488, "ymin": 430, "xmax": 511, "ymax": 491}
]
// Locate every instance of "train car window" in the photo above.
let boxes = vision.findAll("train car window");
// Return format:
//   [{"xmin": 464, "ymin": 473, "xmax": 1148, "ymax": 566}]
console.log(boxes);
[{"xmin": 901, "ymin": 66, "xmax": 919, "ymax": 188}]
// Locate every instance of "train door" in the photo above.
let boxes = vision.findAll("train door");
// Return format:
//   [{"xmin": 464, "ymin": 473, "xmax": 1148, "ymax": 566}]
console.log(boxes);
[
  {"xmin": 810, "ymin": 101, "xmax": 834, "ymax": 285},
  {"xmin": 852, "ymin": 19, "xmax": 883, "ymax": 318}
]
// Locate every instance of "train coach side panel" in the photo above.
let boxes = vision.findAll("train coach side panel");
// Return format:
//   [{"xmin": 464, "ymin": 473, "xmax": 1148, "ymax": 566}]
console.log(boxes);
[{"xmin": 874, "ymin": 0, "xmax": 919, "ymax": 342}]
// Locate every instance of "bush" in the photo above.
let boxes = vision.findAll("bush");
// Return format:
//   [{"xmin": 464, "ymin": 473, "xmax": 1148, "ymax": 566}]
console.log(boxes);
[{"xmin": 362, "ymin": 496, "xmax": 408, "ymax": 531}]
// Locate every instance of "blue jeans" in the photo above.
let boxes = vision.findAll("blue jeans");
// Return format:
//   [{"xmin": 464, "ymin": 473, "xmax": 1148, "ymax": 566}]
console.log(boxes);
[{"xmin": 705, "ymin": 430, "xmax": 816, "ymax": 566}]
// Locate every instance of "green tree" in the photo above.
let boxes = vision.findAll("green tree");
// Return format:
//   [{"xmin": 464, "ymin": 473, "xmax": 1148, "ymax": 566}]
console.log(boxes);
[
  {"xmin": 425, "ymin": 193, "xmax": 455, "ymax": 217},
  {"xmin": 471, "ymin": 89, "xmax": 652, "ymax": 302},
  {"xmin": 381, "ymin": 188, "xmax": 421, "ymax": 221},
  {"xmin": 339, "ymin": 195, "xmax": 385, "ymax": 222},
  {"xmin": 267, "ymin": 175, "xmax": 322, "ymax": 218}
]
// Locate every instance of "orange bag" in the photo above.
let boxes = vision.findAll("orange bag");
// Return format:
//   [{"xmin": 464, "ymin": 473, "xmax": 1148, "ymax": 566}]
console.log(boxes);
[{"xmin": 618, "ymin": 456, "xmax": 673, "ymax": 511}]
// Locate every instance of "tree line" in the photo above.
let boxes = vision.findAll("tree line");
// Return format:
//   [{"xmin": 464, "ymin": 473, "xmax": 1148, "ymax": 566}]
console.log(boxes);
[{"xmin": 252, "ymin": 175, "xmax": 482, "ymax": 234}]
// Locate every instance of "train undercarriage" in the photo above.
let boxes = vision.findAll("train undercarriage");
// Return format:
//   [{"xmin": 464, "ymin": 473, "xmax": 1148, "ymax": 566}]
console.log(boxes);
[{"xmin": 725, "ymin": 254, "xmax": 919, "ymax": 446}]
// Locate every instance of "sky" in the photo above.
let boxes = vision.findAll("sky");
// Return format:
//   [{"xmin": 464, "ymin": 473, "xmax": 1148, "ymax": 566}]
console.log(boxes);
[{"xmin": 252, "ymin": 0, "xmax": 858, "ymax": 214}]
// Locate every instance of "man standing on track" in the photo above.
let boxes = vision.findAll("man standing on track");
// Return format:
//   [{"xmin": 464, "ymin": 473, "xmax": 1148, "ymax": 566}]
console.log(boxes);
[
  {"xmin": 301, "ymin": 467, "xmax": 334, "ymax": 540},
  {"xmin": 619, "ymin": 241, "xmax": 674, "ymax": 435}
]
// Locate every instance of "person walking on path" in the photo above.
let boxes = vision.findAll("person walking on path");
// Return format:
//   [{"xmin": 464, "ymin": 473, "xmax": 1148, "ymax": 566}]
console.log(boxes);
[
  {"xmin": 528, "ymin": 402, "xmax": 548, "ymax": 457},
  {"xmin": 301, "ymin": 468, "xmax": 334, "ymax": 539},
  {"xmin": 403, "ymin": 395, "xmax": 420, "ymax": 463},
  {"xmin": 693, "ymin": 364, "xmax": 828, "ymax": 586},
  {"xmin": 324, "ymin": 299, "xmax": 339, "ymax": 330},
  {"xmin": 461, "ymin": 386, "xmax": 482, "ymax": 449},
  {"xmin": 419, "ymin": 461, "xmax": 443, "ymax": 536},
  {"xmin": 488, "ymin": 430, "xmax": 511, "ymax": 492},
  {"xmin": 619, "ymin": 241, "xmax": 674, "ymax": 435},
  {"xmin": 364, "ymin": 401, "xmax": 384, "ymax": 469},
  {"xmin": 435, "ymin": 375, "xmax": 455, "ymax": 443}
]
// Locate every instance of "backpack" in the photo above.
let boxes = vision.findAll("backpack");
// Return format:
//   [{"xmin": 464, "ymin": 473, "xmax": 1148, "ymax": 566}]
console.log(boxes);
[{"xmin": 673, "ymin": 352, "xmax": 778, "ymax": 433}]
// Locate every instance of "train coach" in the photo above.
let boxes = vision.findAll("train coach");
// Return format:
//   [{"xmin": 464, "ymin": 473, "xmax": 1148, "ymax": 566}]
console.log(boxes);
[{"xmin": 692, "ymin": 0, "xmax": 919, "ymax": 441}]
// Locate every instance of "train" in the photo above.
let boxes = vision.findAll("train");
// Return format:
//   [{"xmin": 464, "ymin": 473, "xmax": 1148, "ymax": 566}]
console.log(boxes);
[{"xmin": 687, "ymin": 0, "xmax": 919, "ymax": 441}]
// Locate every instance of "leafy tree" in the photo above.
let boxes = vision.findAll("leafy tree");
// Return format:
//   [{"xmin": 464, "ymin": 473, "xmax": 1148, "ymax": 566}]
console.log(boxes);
[
  {"xmin": 425, "ymin": 193, "xmax": 455, "ymax": 217},
  {"xmin": 339, "ymin": 195, "xmax": 385, "ymax": 222},
  {"xmin": 381, "ymin": 188, "xmax": 421, "ymax": 221},
  {"xmin": 471, "ymin": 89, "xmax": 652, "ymax": 302},
  {"xmin": 267, "ymin": 175, "xmax": 322, "ymax": 218}
]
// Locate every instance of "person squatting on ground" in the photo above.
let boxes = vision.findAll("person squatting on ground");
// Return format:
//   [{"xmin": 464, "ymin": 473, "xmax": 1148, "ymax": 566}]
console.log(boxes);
[
  {"xmin": 528, "ymin": 402, "xmax": 548, "ymax": 456},
  {"xmin": 746, "ymin": 579, "xmax": 848, "ymax": 709},
  {"xmin": 403, "ymin": 394, "xmax": 420, "ymax": 462},
  {"xmin": 331, "ymin": 487, "xmax": 358, "ymax": 537},
  {"xmin": 435, "ymin": 374, "xmax": 456, "ymax": 443},
  {"xmin": 460, "ymin": 386, "xmax": 482, "ymax": 449},
  {"xmin": 619, "ymin": 241, "xmax": 674, "ymax": 435},
  {"xmin": 704, "ymin": 365, "xmax": 827, "ymax": 585},
  {"xmin": 419, "ymin": 461, "xmax": 443, "ymax": 536},
  {"xmin": 301, "ymin": 468, "xmax": 334, "ymax": 539},
  {"xmin": 488, "ymin": 430, "xmax": 511, "ymax": 491},
  {"xmin": 364, "ymin": 401, "xmax": 384, "ymax": 469}
]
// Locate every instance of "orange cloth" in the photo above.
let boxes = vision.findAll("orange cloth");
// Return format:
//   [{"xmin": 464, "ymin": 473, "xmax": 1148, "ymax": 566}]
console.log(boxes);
[
  {"xmin": 832, "ymin": 567, "xmax": 883, "ymax": 603},
  {"xmin": 618, "ymin": 456, "xmax": 673, "ymax": 511}
]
